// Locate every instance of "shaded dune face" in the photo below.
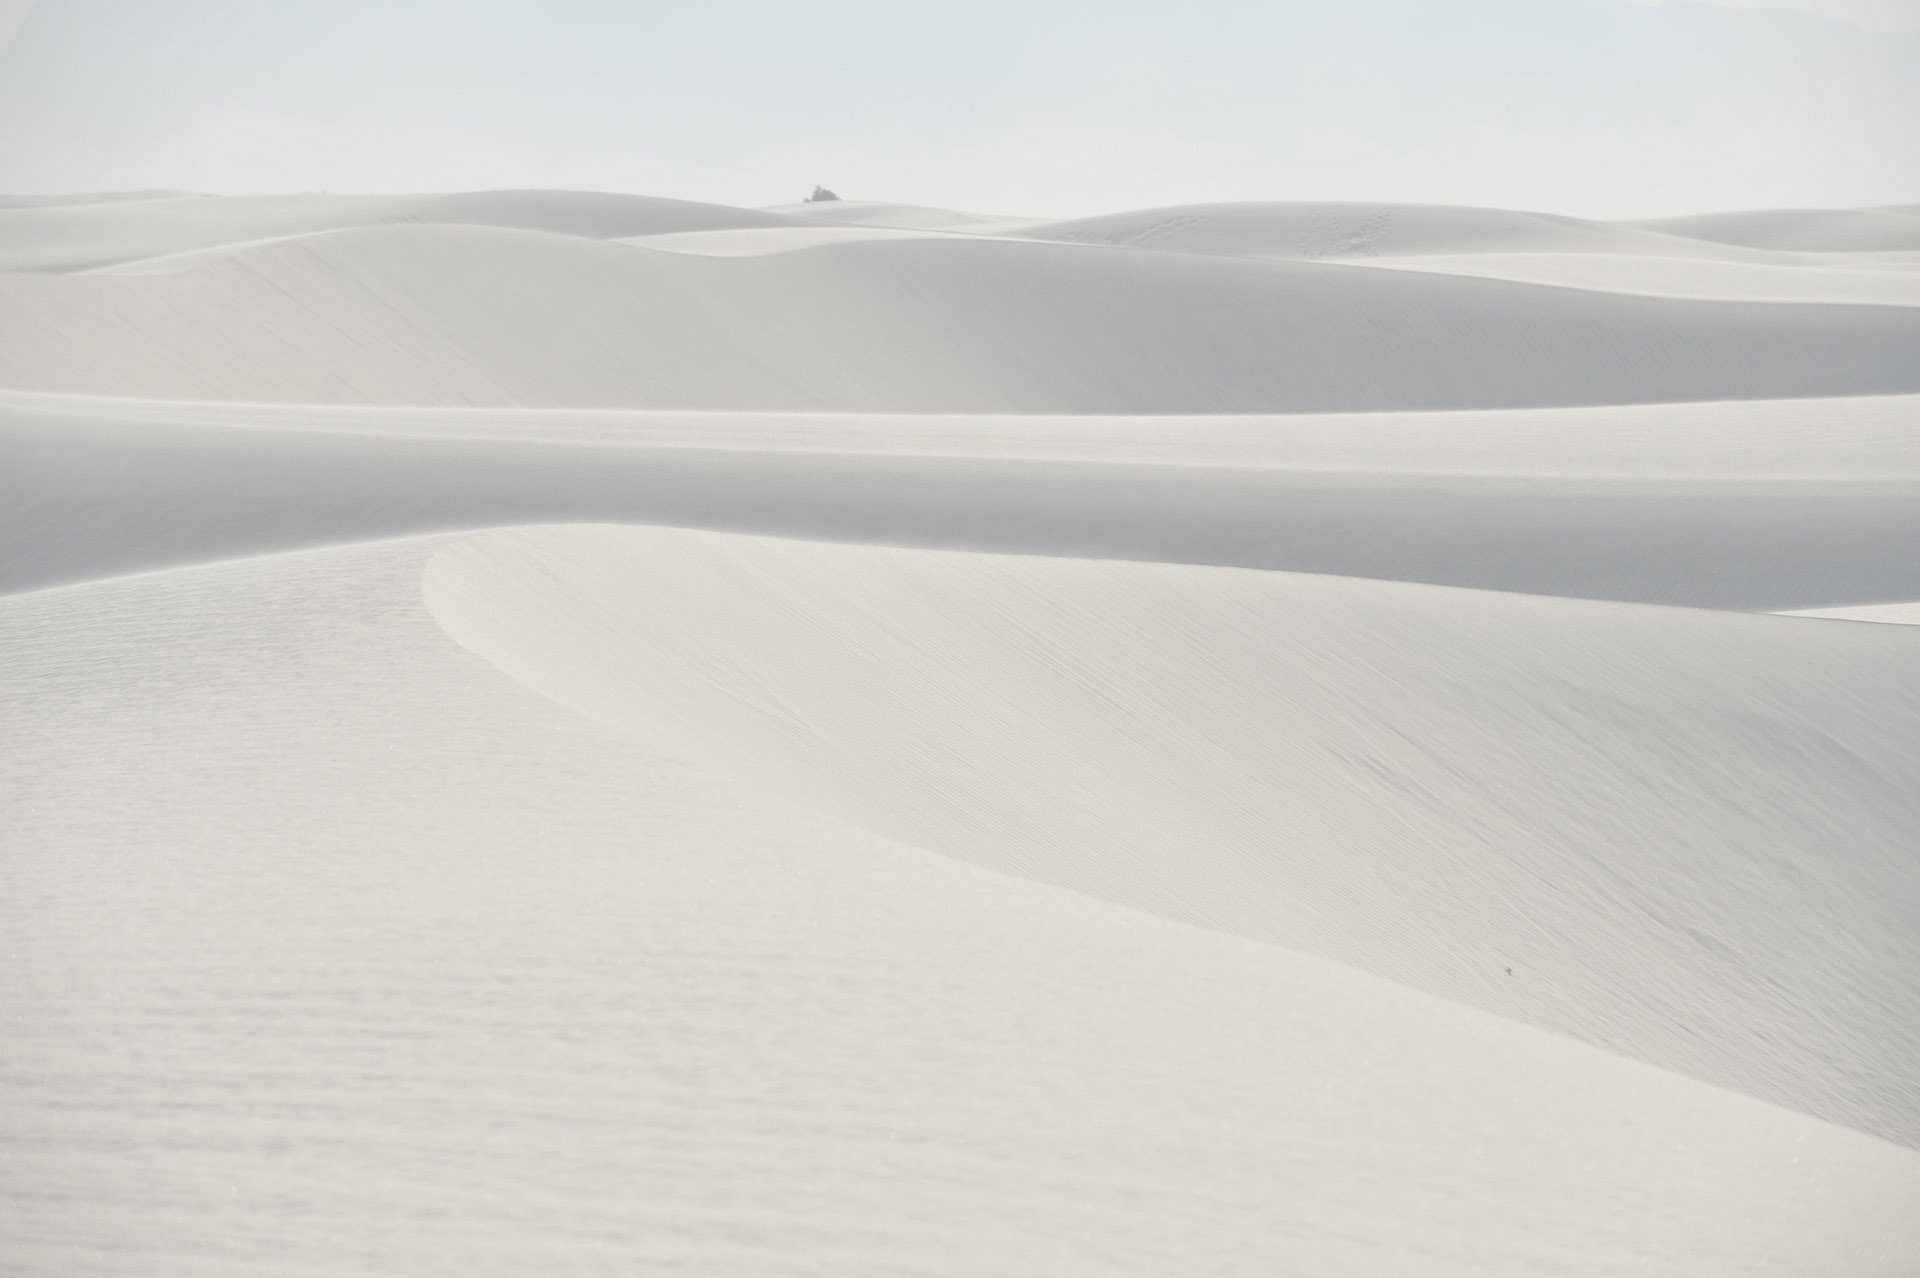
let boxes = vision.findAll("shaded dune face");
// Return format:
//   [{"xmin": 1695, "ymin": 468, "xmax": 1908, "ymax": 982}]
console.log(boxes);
[
  {"xmin": 425, "ymin": 524, "xmax": 1920, "ymax": 1150},
  {"xmin": 6, "ymin": 392, "xmax": 1919, "ymax": 604},
  {"xmin": 1631, "ymin": 207, "xmax": 1920, "ymax": 253},
  {"xmin": 0, "ymin": 189, "xmax": 814, "ymax": 273},
  {"xmin": 5, "ymin": 221, "xmax": 1920, "ymax": 410},
  {"xmin": 1023, "ymin": 201, "xmax": 1714, "ymax": 258}
]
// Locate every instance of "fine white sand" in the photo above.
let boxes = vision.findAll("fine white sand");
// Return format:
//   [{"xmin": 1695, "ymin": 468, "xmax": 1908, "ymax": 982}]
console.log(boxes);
[
  {"xmin": 1785, "ymin": 601, "xmax": 1920, "ymax": 625},
  {"xmin": 5, "ymin": 188, "xmax": 1919, "ymax": 1275},
  {"xmin": 4, "ymin": 536, "xmax": 1917, "ymax": 1277},
  {"xmin": 7, "ymin": 389, "xmax": 1918, "ymax": 607},
  {"xmin": 1361, "ymin": 251, "xmax": 1920, "ymax": 304},
  {"xmin": 425, "ymin": 524, "xmax": 1920, "ymax": 1148},
  {"xmin": 7, "ymin": 220, "xmax": 1920, "ymax": 410},
  {"xmin": 0, "ymin": 189, "xmax": 810, "ymax": 272},
  {"xmin": 1633, "ymin": 207, "xmax": 1920, "ymax": 253}
]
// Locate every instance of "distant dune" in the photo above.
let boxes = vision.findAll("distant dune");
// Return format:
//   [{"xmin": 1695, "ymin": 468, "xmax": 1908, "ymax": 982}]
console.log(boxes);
[
  {"xmin": 6, "ymin": 215, "xmax": 1920, "ymax": 410},
  {"xmin": 1633, "ymin": 206, "xmax": 1920, "ymax": 253},
  {"xmin": 7, "ymin": 389, "xmax": 1918, "ymax": 608},
  {"xmin": 1023, "ymin": 200, "xmax": 1750, "ymax": 258}
]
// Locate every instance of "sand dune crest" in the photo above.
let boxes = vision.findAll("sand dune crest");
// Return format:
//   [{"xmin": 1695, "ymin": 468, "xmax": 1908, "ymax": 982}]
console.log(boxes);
[{"xmin": 426, "ymin": 524, "xmax": 1920, "ymax": 1148}]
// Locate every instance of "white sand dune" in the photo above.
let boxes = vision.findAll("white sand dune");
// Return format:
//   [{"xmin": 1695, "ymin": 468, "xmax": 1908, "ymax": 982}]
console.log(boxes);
[
  {"xmin": 1010, "ymin": 199, "xmax": 1918, "ymax": 269},
  {"xmin": 13, "ymin": 384, "xmax": 1909, "ymax": 474},
  {"xmin": 1635, "ymin": 207, "xmax": 1920, "ymax": 253},
  {"xmin": 626, "ymin": 223, "xmax": 946, "ymax": 256},
  {"xmin": 6, "ymin": 221, "xmax": 1920, "ymax": 410},
  {"xmin": 768, "ymin": 197, "xmax": 1033, "ymax": 232},
  {"xmin": 989, "ymin": 201, "xmax": 1920, "ymax": 302},
  {"xmin": 7, "ymin": 390, "xmax": 1919, "ymax": 607},
  {"xmin": 426, "ymin": 524, "xmax": 1920, "ymax": 1149},
  {"xmin": 1363, "ymin": 250, "xmax": 1920, "ymax": 304},
  {"xmin": 0, "ymin": 189, "xmax": 806, "ymax": 273},
  {"xmin": 1020, "ymin": 200, "xmax": 1751, "ymax": 258},
  {"xmin": 6, "ymin": 537, "xmax": 1918, "ymax": 1276},
  {"xmin": 0, "ymin": 190, "xmax": 194, "ymax": 211},
  {"xmin": 632, "ymin": 228, "xmax": 1920, "ymax": 304},
  {"xmin": 1786, "ymin": 601, "xmax": 1920, "ymax": 625},
  {"xmin": 8, "ymin": 187, "xmax": 1920, "ymax": 1274}
]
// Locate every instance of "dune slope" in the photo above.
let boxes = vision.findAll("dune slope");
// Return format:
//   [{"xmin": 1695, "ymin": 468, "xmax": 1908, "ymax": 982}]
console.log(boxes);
[
  {"xmin": 8, "ymin": 391, "xmax": 1920, "ymax": 607},
  {"xmin": 1021, "ymin": 200, "xmax": 1754, "ymax": 260},
  {"xmin": 1635, "ymin": 208, "xmax": 1920, "ymax": 253},
  {"xmin": 428, "ymin": 525, "xmax": 1920, "ymax": 1149},
  {"xmin": 1361, "ymin": 251, "xmax": 1920, "ymax": 304},
  {"xmin": 4, "ymin": 537, "xmax": 1918, "ymax": 1276},
  {"xmin": 5, "ymin": 222, "xmax": 1920, "ymax": 410},
  {"xmin": 0, "ymin": 189, "xmax": 806, "ymax": 273}
]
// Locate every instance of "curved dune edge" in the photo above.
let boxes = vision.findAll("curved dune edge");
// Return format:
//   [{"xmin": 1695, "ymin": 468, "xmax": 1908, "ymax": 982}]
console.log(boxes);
[
  {"xmin": 11, "ymin": 387, "xmax": 1918, "ymax": 478},
  {"xmin": 11, "ymin": 387, "xmax": 1920, "ymax": 603},
  {"xmin": 425, "ymin": 524, "xmax": 1920, "ymax": 1149},
  {"xmin": 10, "ymin": 220, "xmax": 1920, "ymax": 411},
  {"xmin": 6, "ymin": 535, "xmax": 1917, "ymax": 1275},
  {"xmin": 1360, "ymin": 251, "xmax": 1920, "ymax": 305},
  {"xmin": 0, "ymin": 189, "xmax": 812, "ymax": 272},
  {"xmin": 1632, "ymin": 207, "xmax": 1920, "ymax": 254},
  {"xmin": 1785, "ymin": 601, "xmax": 1920, "ymax": 626}
]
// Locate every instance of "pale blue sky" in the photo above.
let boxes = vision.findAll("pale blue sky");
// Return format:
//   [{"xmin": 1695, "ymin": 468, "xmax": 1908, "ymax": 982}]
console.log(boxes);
[{"xmin": 0, "ymin": 0, "xmax": 1913, "ymax": 216}]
